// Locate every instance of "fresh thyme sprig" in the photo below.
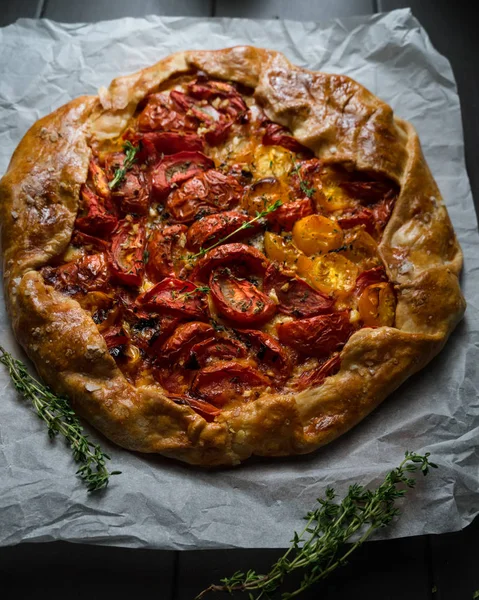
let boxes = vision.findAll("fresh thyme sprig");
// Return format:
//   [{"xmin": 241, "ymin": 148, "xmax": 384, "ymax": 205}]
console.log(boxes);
[
  {"xmin": 291, "ymin": 159, "xmax": 316, "ymax": 199},
  {"xmin": 189, "ymin": 200, "xmax": 283, "ymax": 260},
  {"xmin": 108, "ymin": 141, "xmax": 140, "ymax": 190},
  {"xmin": 0, "ymin": 347, "xmax": 120, "ymax": 492},
  {"xmin": 175, "ymin": 285, "xmax": 211, "ymax": 301},
  {"xmin": 196, "ymin": 451, "xmax": 437, "ymax": 599}
]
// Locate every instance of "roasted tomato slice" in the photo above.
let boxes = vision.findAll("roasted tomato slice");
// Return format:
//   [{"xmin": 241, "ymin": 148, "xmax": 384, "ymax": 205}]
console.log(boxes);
[
  {"xmin": 337, "ymin": 207, "xmax": 376, "ymax": 236},
  {"xmin": 137, "ymin": 277, "xmax": 209, "ymax": 320},
  {"xmin": 156, "ymin": 367, "xmax": 195, "ymax": 395},
  {"xmin": 42, "ymin": 253, "xmax": 110, "ymax": 295},
  {"xmin": 71, "ymin": 231, "xmax": 109, "ymax": 252},
  {"xmin": 355, "ymin": 266, "xmax": 388, "ymax": 296},
  {"xmin": 101, "ymin": 325, "xmax": 129, "ymax": 349},
  {"xmin": 210, "ymin": 268, "xmax": 276, "ymax": 326},
  {"xmin": 169, "ymin": 395, "xmax": 221, "ymax": 422},
  {"xmin": 204, "ymin": 117, "xmax": 234, "ymax": 146},
  {"xmin": 189, "ymin": 243, "xmax": 270, "ymax": 283},
  {"xmin": 373, "ymin": 192, "xmax": 396, "ymax": 231},
  {"xmin": 267, "ymin": 198, "xmax": 314, "ymax": 231},
  {"xmin": 263, "ymin": 264, "xmax": 334, "ymax": 317},
  {"xmin": 262, "ymin": 122, "xmax": 312, "ymax": 154},
  {"xmin": 109, "ymin": 218, "xmax": 146, "ymax": 287},
  {"xmin": 186, "ymin": 211, "xmax": 258, "ymax": 252},
  {"xmin": 294, "ymin": 354, "xmax": 341, "ymax": 391},
  {"xmin": 146, "ymin": 224, "xmax": 187, "ymax": 282},
  {"xmin": 112, "ymin": 168, "xmax": 151, "ymax": 216},
  {"xmin": 133, "ymin": 131, "xmax": 205, "ymax": 160},
  {"xmin": 191, "ymin": 361, "xmax": 270, "ymax": 407},
  {"xmin": 277, "ymin": 311, "xmax": 353, "ymax": 357},
  {"xmin": 358, "ymin": 282, "xmax": 396, "ymax": 327},
  {"xmin": 160, "ymin": 321, "xmax": 214, "ymax": 362},
  {"xmin": 88, "ymin": 160, "xmax": 111, "ymax": 200},
  {"xmin": 187, "ymin": 80, "xmax": 248, "ymax": 119},
  {"xmin": 137, "ymin": 92, "xmax": 194, "ymax": 132},
  {"xmin": 151, "ymin": 151, "xmax": 215, "ymax": 201},
  {"xmin": 166, "ymin": 169, "xmax": 242, "ymax": 223},
  {"xmin": 76, "ymin": 185, "xmax": 118, "ymax": 236},
  {"xmin": 339, "ymin": 179, "xmax": 398, "ymax": 204},
  {"xmin": 237, "ymin": 329, "xmax": 290, "ymax": 379},
  {"xmin": 188, "ymin": 336, "xmax": 247, "ymax": 368}
]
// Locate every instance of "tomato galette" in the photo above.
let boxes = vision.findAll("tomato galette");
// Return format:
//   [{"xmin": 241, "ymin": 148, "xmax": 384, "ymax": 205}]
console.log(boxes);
[{"xmin": 0, "ymin": 47, "xmax": 465, "ymax": 465}]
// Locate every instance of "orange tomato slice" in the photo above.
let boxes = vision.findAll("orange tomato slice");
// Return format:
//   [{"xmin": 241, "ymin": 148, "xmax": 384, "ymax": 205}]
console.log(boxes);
[
  {"xmin": 358, "ymin": 282, "xmax": 396, "ymax": 326},
  {"xmin": 264, "ymin": 231, "xmax": 302, "ymax": 266},
  {"xmin": 300, "ymin": 254, "xmax": 359, "ymax": 295},
  {"xmin": 292, "ymin": 215, "xmax": 344, "ymax": 255}
]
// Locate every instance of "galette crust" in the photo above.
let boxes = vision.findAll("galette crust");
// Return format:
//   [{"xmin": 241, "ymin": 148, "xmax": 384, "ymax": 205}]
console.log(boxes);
[{"xmin": 0, "ymin": 47, "xmax": 465, "ymax": 466}]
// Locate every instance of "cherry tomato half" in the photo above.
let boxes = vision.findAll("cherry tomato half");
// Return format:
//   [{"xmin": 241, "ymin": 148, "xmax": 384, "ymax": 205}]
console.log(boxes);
[
  {"xmin": 76, "ymin": 185, "xmax": 118, "ymax": 237},
  {"xmin": 358, "ymin": 282, "xmax": 396, "ymax": 327},
  {"xmin": 354, "ymin": 266, "xmax": 388, "ymax": 296},
  {"xmin": 42, "ymin": 253, "xmax": 110, "ymax": 295},
  {"xmin": 188, "ymin": 336, "xmax": 247, "ymax": 368},
  {"xmin": 263, "ymin": 122, "xmax": 311, "ymax": 154},
  {"xmin": 137, "ymin": 277, "xmax": 209, "ymax": 320},
  {"xmin": 109, "ymin": 219, "xmax": 146, "ymax": 287},
  {"xmin": 267, "ymin": 198, "xmax": 314, "ymax": 232},
  {"xmin": 150, "ymin": 151, "xmax": 215, "ymax": 201},
  {"xmin": 146, "ymin": 224, "xmax": 187, "ymax": 282},
  {"xmin": 210, "ymin": 268, "xmax": 276, "ymax": 326},
  {"xmin": 292, "ymin": 215, "xmax": 344, "ymax": 255},
  {"xmin": 160, "ymin": 321, "xmax": 214, "ymax": 363},
  {"xmin": 277, "ymin": 311, "xmax": 353, "ymax": 357},
  {"xmin": 237, "ymin": 329, "xmax": 290, "ymax": 379},
  {"xmin": 186, "ymin": 211, "xmax": 257, "ymax": 252}
]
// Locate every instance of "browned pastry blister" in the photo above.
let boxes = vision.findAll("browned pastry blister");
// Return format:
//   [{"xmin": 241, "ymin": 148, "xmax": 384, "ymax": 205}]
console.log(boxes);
[{"xmin": 0, "ymin": 47, "xmax": 465, "ymax": 466}]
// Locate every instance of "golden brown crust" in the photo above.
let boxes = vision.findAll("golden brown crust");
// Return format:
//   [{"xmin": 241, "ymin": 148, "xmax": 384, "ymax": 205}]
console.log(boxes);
[{"xmin": 0, "ymin": 47, "xmax": 466, "ymax": 466}]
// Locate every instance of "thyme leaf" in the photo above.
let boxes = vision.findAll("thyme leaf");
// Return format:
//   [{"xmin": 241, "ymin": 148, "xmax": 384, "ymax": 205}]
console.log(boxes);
[
  {"xmin": 108, "ymin": 141, "xmax": 140, "ymax": 190},
  {"xmin": 0, "ymin": 347, "xmax": 120, "ymax": 492},
  {"xmin": 196, "ymin": 451, "xmax": 437, "ymax": 599},
  {"xmin": 190, "ymin": 200, "xmax": 283, "ymax": 260}
]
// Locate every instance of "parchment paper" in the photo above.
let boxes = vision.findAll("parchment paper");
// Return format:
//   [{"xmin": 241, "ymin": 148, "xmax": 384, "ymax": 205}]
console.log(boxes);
[{"xmin": 0, "ymin": 9, "xmax": 478, "ymax": 549}]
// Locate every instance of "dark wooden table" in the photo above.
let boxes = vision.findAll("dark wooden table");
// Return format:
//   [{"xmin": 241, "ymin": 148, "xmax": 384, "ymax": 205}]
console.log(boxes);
[{"xmin": 0, "ymin": 1, "xmax": 478, "ymax": 598}]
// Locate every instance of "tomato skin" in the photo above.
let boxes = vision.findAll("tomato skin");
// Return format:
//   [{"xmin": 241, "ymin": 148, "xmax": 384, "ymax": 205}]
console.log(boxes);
[
  {"xmin": 292, "ymin": 215, "xmax": 344, "ymax": 255},
  {"xmin": 277, "ymin": 311, "xmax": 353, "ymax": 357},
  {"xmin": 89, "ymin": 160, "xmax": 111, "ymax": 200},
  {"xmin": 42, "ymin": 253, "xmax": 110, "ymax": 295},
  {"xmin": 373, "ymin": 193, "xmax": 396, "ymax": 231},
  {"xmin": 160, "ymin": 321, "xmax": 214, "ymax": 362},
  {"xmin": 263, "ymin": 264, "xmax": 334, "ymax": 318},
  {"xmin": 137, "ymin": 92, "xmax": 194, "ymax": 133},
  {"xmin": 267, "ymin": 198, "xmax": 314, "ymax": 232},
  {"xmin": 209, "ymin": 268, "xmax": 276, "ymax": 326},
  {"xmin": 339, "ymin": 179, "xmax": 397, "ymax": 204},
  {"xmin": 109, "ymin": 219, "xmax": 146, "ymax": 287},
  {"xmin": 294, "ymin": 354, "xmax": 341, "ymax": 391},
  {"xmin": 76, "ymin": 185, "xmax": 118, "ymax": 236},
  {"xmin": 358, "ymin": 282, "xmax": 396, "ymax": 327},
  {"xmin": 262, "ymin": 122, "xmax": 312, "ymax": 154},
  {"xmin": 189, "ymin": 336, "xmax": 247, "ymax": 368},
  {"xmin": 192, "ymin": 361, "xmax": 270, "ymax": 406},
  {"xmin": 168, "ymin": 395, "xmax": 221, "ymax": 422},
  {"xmin": 71, "ymin": 231, "xmax": 110, "ymax": 252},
  {"xmin": 237, "ymin": 329, "xmax": 290, "ymax": 379},
  {"xmin": 204, "ymin": 117, "xmax": 234, "ymax": 146},
  {"xmin": 337, "ymin": 207, "xmax": 376, "ymax": 236},
  {"xmin": 186, "ymin": 211, "xmax": 256, "ymax": 252},
  {"xmin": 101, "ymin": 325, "xmax": 129, "ymax": 349},
  {"xmin": 133, "ymin": 132, "xmax": 205, "ymax": 160},
  {"xmin": 187, "ymin": 80, "xmax": 248, "ymax": 118},
  {"xmin": 112, "ymin": 168, "xmax": 151, "ymax": 216},
  {"xmin": 166, "ymin": 170, "xmax": 242, "ymax": 223},
  {"xmin": 146, "ymin": 224, "xmax": 187, "ymax": 282},
  {"xmin": 137, "ymin": 277, "xmax": 209, "ymax": 320},
  {"xmin": 150, "ymin": 151, "xmax": 215, "ymax": 201},
  {"xmin": 189, "ymin": 243, "xmax": 270, "ymax": 283},
  {"xmin": 355, "ymin": 266, "xmax": 388, "ymax": 296}
]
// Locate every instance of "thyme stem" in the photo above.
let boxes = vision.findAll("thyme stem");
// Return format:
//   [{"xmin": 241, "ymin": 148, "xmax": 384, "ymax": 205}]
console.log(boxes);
[
  {"xmin": 196, "ymin": 451, "xmax": 437, "ymax": 599},
  {"xmin": 108, "ymin": 141, "xmax": 140, "ymax": 190},
  {"xmin": 0, "ymin": 347, "xmax": 120, "ymax": 492}
]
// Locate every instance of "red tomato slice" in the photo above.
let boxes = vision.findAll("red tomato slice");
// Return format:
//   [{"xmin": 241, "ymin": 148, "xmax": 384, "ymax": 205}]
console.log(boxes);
[
  {"xmin": 191, "ymin": 361, "xmax": 270, "ymax": 406},
  {"xmin": 166, "ymin": 169, "xmax": 242, "ymax": 223},
  {"xmin": 112, "ymin": 168, "xmax": 151, "ymax": 216},
  {"xmin": 133, "ymin": 132, "xmax": 205, "ymax": 159},
  {"xmin": 156, "ymin": 367, "xmax": 194, "ymax": 396},
  {"xmin": 337, "ymin": 207, "xmax": 376, "ymax": 236},
  {"xmin": 76, "ymin": 185, "xmax": 118, "ymax": 236},
  {"xmin": 146, "ymin": 224, "xmax": 187, "ymax": 282},
  {"xmin": 168, "ymin": 395, "xmax": 221, "ymax": 422},
  {"xmin": 186, "ymin": 211, "xmax": 257, "ymax": 252},
  {"xmin": 137, "ymin": 92, "xmax": 194, "ymax": 133},
  {"xmin": 204, "ymin": 117, "xmax": 234, "ymax": 146},
  {"xmin": 189, "ymin": 243, "xmax": 270, "ymax": 283},
  {"xmin": 42, "ymin": 253, "xmax": 110, "ymax": 295},
  {"xmin": 188, "ymin": 336, "xmax": 247, "ymax": 368},
  {"xmin": 150, "ymin": 151, "xmax": 215, "ymax": 201},
  {"xmin": 141, "ymin": 314, "xmax": 182, "ymax": 354},
  {"xmin": 294, "ymin": 354, "xmax": 341, "ymax": 391},
  {"xmin": 339, "ymin": 179, "xmax": 398, "ymax": 205},
  {"xmin": 267, "ymin": 198, "xmax": 314, "ymax": 232},
  {"xmin": 137, "ymin": 277, "xmax": 209, "ymax": 320},
  {"xmin": 101, "ymin": 325, "xmax": 129, "ymax": 349},
  {"xmin": 209, "ymin": 268, "xmax": 276, "ymax": 326},
  {"xmin": 160, "ymin": 321, "xmax": 214, "ymax": 362},
  {"xmin": 263, "ymin": 122, "xmax": 312, "ymax": 154},
  {"xmin": 237, "ymin": 329, "xmax": 290, "ymax": 379},
  {"xmin": 109, "ymin": 219, "xmax": 146, "ymax": 287},
  {"xmin": 373, "ymin": 192, "xmax": 396, "ymax": 231},
  {"xmin": 187, "ymin": 80, "xmax": 248, "ymax": 118},
  {"xmin": 169, "ymin": 90, "xmax": 217, "ymax": 126},
  {"xmin": 354, "ymin": 266, "xmax": 388, "ymax": 296},
  {"xmin": 89, "ymin": 160, "xmax": 111, "ymax": 200},
  {"xmin": 277, "ymin": 311, "xmax": 353, "ymax": 357},
  {"xmin": 71, "ymin": 231, "xmax": 109, "ymax": 252},
  {"xmin": 263, "ymin": 264, "xmax": 334, "ymax": 318}
]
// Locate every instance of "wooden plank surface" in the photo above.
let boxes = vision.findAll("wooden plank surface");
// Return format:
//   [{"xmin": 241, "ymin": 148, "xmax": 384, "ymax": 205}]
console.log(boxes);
[
  {"xmin": 214, "ymin": 0, "xmax": 374, "ymax": 19},
  {"xmin": 43, "ymin": 0, "xmax": 213, "ymax": 22}
]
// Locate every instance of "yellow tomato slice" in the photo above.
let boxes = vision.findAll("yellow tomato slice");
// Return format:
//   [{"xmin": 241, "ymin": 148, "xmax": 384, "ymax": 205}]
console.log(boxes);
[
  {"xmin": 292, "ymin": 215, "xmax": 344, "ymax": 255},
  {"xmin": 264, "ymin": 231, "xmax": 302, "ymax": 266},
  {"xmin": 304, "ymin": 254, "xmax": 359, "ymax": 295},
  {"xmin": 341, "ymin": 229, "xmax": 381, "ymax": 269},
  {"xmin": 358, "ymin": 282, "xmax": 396, "ymax": 326}
]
